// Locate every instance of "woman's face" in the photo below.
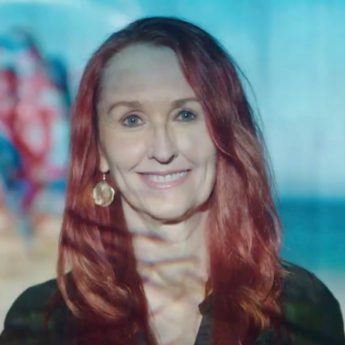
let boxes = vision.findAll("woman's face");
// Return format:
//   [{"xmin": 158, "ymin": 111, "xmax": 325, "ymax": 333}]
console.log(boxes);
[{"xmin": 97, "ymin": 44, "xmax": 217, "ymax": 222}]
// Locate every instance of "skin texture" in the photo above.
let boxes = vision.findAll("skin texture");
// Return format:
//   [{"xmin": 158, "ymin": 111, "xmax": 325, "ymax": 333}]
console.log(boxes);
[
  {"xmin": 96, "ymin": 44, "xmax": 217, "ymax": 345},
  {"xmin": 97, "ymin": 44, "xmax": 216, "ymax": 227}
]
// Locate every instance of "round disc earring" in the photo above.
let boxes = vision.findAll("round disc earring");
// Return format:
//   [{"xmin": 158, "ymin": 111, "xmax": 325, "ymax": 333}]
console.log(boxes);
[{"xmin": 92, "ymin": 173, "xmax": 115, "ymax": 207}]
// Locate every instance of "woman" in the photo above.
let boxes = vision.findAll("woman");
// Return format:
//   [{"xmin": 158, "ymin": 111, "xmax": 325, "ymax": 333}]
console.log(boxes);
[{"xmin": 1, "ymin": 17, "xmax": 344, "ymax": 345}]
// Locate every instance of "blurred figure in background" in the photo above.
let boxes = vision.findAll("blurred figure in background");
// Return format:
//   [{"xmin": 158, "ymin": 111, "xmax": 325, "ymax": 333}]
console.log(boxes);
[{"xmin": 0, "ymin": 30, "xmax": 70, "ymax": 243}]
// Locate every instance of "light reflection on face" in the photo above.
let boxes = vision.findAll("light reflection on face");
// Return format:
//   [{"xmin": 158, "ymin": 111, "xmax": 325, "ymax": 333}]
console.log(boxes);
[{"xmin": 97, "ymin": 44, "xmax": 217, "ymax": 223}]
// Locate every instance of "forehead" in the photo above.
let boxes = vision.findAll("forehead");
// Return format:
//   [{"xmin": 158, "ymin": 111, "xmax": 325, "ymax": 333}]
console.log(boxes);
[{"xmin": 98, "ymin": 44, "xmax": 195, "ymax": 102}]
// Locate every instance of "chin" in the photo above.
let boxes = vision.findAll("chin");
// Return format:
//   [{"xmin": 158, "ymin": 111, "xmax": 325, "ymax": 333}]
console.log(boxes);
[
  {"xmin": 144, "ymin": 204, "xmax": 192, "ymax": 223},
  {"xmin": 145, "ymin": 198, "xmax": 210, "ymax": 224}
]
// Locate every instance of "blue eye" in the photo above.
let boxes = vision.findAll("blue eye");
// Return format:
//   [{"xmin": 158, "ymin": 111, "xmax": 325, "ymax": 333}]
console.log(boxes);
[
  {"xmin": 176, "ymin": 110, "xmax": 197, "ymax": 122},
  {"xmin": 122, "ymin": 114, "xmax": 143, "ymax": 127}
]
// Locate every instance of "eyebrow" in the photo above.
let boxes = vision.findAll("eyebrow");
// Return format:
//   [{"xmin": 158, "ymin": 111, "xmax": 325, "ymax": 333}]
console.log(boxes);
[{"xmin": 107, "ymin": 97, "xmax": 199, "ymax": 114}]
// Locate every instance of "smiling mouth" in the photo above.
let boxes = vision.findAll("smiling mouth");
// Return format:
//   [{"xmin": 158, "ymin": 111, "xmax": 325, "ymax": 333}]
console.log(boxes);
[
  {"xmin": 145, "ymin": 171, "xmax": 188, "ymax": 182},
  {"xmin": 138, "ymin": 170, "xmax": 191, "ymax": 188}
]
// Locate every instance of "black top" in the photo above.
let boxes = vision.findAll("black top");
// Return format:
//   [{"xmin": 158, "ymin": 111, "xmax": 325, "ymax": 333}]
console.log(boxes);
[{"xmin": 0, "ymin": 262, "xmax": 344, "ymax": 345}]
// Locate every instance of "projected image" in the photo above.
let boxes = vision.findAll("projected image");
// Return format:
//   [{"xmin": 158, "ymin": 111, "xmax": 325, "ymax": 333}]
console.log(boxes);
[{"xmin": 0, "ymin": 0, "xmax": 344, "ymax": 340}]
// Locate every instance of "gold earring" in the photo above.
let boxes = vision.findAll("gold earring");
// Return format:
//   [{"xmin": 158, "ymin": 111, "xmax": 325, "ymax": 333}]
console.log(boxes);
[{"xmin": 92, "ymin": 173, "xmax": 115, "ymax": 207}]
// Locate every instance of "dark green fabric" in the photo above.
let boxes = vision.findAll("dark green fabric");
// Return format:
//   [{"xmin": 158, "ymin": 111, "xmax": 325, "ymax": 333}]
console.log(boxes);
[
  {"xmin": 0, "ymin": 262, "xmax": 344, "ymax": 345},
  {"xmin": 280, "ymin": 263, "xmax": 344, "ymax": 345}
]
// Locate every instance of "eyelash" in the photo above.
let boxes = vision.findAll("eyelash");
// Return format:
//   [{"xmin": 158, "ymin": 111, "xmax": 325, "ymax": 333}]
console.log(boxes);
[
  {"xmin": 175, "ymin": 109, "xmax": 197, "ymax": 122},
  {"xmin": 121, "ymin": 109, "xmax": 198, "ymax": 127},
  {"xmin": 122, "ymin": 114, "xmax": 143, "ymax": 127}
]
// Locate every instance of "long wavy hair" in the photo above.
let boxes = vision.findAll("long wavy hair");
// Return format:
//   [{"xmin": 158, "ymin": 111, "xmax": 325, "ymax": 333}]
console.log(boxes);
[{"xmin": 57, "ymin": 17, "xmax": 284, "ymax": 345}]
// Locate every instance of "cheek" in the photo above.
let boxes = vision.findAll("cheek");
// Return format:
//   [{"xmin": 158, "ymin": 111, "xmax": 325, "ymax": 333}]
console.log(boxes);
[
  {"xmin": 101, "ymin": 131, "xmax": 148, "ymax": 171},
  {"xmin": 176, "ymin": 126, "xmax": 216, "ymax": 164}
]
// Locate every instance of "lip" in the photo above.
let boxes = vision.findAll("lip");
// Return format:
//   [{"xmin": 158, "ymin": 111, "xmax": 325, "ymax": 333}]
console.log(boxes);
[
  {"xmin": 138, "ymin": 169, "xmax": 191, "ymax": 176},
  {"xmin": 138, "ymin": 169, "xmax": 191, "ymax": 189}
]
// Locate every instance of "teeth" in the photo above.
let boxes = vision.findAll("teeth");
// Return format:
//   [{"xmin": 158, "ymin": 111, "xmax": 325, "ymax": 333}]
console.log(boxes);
[{"xmin": 147, "ymin": 171, "xmax": 188, "ymax": 183}]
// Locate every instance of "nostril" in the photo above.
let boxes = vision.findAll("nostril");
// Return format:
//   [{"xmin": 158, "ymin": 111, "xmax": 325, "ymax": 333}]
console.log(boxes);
[
  {"xmin": 150, "ymin": 153, "xmax": 177, "ymax": 164},
  {"xmin": 148, "ymin": 127, "xmax": 177, "ymax": 157}
]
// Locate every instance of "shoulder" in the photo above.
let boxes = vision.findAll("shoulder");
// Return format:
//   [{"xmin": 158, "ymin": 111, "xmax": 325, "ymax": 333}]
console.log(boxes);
[
  {"xmin": 280, "ymin": 261, "xmax": 345, "ymax": 345},
  {"xmin": 5, "ymin": 278, "xmax": 60, "ymax": 313},
  {"xmin": 0, "ymin": 278, "xmax": 71, "ymax": 345},
  {"xmin": 281, "ymin": 261, "xmax": 340, "ymax": 305}
]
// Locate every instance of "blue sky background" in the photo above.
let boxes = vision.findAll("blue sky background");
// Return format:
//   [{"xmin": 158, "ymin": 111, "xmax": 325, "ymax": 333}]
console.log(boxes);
[{"xmin": 1, "ymin": 0, "xmax": 344, "ymax": 198}]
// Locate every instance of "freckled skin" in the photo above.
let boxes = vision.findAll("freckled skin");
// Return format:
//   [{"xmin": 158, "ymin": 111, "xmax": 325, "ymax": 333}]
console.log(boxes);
[{"xmin": 97, "ymin": 44, "xmax": 217, "ymax": 224}]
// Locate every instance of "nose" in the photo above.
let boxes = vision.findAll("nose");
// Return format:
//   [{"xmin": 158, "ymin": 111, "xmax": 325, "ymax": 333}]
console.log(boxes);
[{"xmin": 148, "ymin": 124, "xmax": 177, "ymax": 164}]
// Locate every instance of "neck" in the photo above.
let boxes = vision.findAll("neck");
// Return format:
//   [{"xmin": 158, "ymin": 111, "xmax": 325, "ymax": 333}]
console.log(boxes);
[
  {"xmin": 121, "ymin": 200, "xmax": 209, "ymax": 297},
  {"xmin": 122, "ymin": 200, "xmax": 209, "ymax": 343}
]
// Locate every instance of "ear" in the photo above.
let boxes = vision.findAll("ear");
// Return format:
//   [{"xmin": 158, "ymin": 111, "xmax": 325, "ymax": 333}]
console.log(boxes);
[{"xmin": 98, "ymin": 145, "xmax": 110, "ymax": 173}]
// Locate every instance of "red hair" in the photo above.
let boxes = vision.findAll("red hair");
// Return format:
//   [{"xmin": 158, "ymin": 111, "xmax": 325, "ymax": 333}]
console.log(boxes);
[{"xmin": 58, "ymin": 17, "xmax": 284, "ymax": 345}]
